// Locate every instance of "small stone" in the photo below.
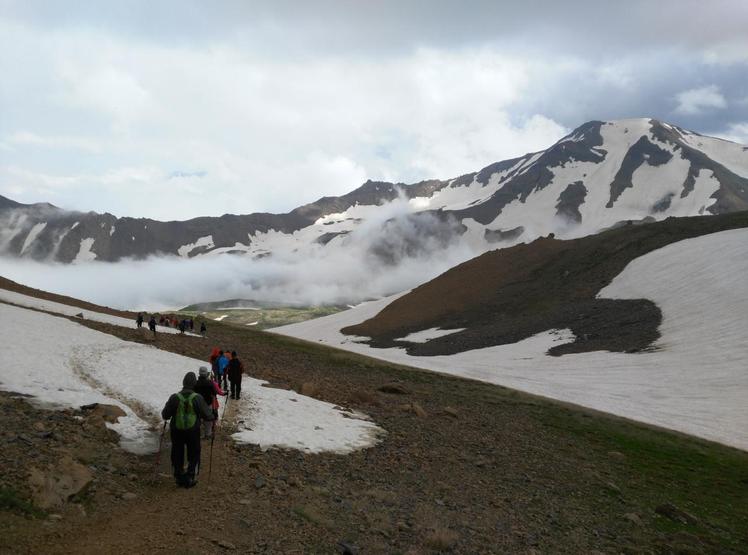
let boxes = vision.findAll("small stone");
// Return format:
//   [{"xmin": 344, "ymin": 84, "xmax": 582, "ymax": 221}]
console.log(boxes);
[
  {"xmin": 604, "ymin": 481, "xmax": 622, "ymax": 495},
  {"xmin": 378, "ymin": 383, "xmax": 410, "ymax": 395},
  {"xmin": 411, "ymin": 403, "xmax": 427, "ymax": 418},
  {"xmin": 218, "ymin": 540, "xmax": 236, "ymax": 550},
  {"xmin": 655, "ymin": 503, "xmax": 698, "ymax": 525},
  {"xmin": 255, "ymin": 476, "xmax": 266, "ymax": 489},
  {"xmin": 623, "ymin": 512, "xmax": 642, "ymax": 526},
  {"xmin": 442, "ymin": 407, "xmax": 459, "ymax": 418},
  {"xmin": 48, "ymin": 514, "xmax": 63, "ymax": 521},
  {"xmin": 121, "ymin": 492, "xmax": 137, "ymax": 500},
  {"xmin": 238, "ymin": 498, "xmax": 252, "ymax": 505}
]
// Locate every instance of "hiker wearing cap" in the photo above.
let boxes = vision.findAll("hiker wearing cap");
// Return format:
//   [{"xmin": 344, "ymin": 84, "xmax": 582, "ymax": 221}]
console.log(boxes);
[
  {"xmin": 161, "ymin": 371, "xmax": 214, "ymax": 488},
  {"xmin": 227, "ymin": 350, "xmax": 245, "ymax": 400}
]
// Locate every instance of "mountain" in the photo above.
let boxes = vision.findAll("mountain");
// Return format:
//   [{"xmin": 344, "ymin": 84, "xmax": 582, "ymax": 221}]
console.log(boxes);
[{"xmin": 1, "ymin": 118, "xmax": 747, "ymax": 263}]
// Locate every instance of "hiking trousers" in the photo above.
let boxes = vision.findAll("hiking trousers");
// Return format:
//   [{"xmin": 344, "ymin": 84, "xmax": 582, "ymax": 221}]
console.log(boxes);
[
  {"xmin": 170, "ymin": 427, "xmax": 201, "ymax": 479},
  {"xmin": 230, "ymin": 378, "xmax": 242, "ymax": 399}
]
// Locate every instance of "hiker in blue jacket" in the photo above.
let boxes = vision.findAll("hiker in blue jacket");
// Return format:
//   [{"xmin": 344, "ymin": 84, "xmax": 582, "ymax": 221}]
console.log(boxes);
[{"xmin": 161, "ymin": 371, "xmax": 214, "ymax": 488}]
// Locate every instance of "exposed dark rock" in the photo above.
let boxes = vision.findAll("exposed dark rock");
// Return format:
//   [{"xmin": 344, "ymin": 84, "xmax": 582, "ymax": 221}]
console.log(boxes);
[
  {"xmin": 556, "ymin": 181, "xmax": 587, "ymax": 223},
  {"xmin": 484, "ymin": 226, "xmax": 524, "ymax": 243}
]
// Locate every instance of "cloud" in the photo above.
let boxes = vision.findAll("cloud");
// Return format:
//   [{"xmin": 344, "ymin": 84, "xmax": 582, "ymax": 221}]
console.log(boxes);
[
  {"xmin": 716, "ymin": 122, "xmax": 748, "ymax": 145},
  {"xmin": 0, "ymin": 196, "xmax": 482, "ymax": 309},
  {"xmin": 674, "ymin": 85, "xmax": 728, "ymax": 115}
]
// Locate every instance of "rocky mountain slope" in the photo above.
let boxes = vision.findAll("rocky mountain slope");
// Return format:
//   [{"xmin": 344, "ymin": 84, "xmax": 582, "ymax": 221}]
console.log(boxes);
[{"xmin": 2, "ymin": 118, "xmax": 747, "ymax": 264}]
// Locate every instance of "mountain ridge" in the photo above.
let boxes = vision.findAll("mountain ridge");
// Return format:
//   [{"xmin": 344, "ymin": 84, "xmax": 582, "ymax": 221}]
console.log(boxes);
[{"xmin": 2, "ymin": 117, "xmax": 747, "ymax": 263}]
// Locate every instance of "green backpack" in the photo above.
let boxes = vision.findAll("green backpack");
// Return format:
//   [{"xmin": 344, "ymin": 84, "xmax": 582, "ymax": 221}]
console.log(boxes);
[{"xmin": 175, "ymin": 392, "xmax": 198, "ymax": 430}]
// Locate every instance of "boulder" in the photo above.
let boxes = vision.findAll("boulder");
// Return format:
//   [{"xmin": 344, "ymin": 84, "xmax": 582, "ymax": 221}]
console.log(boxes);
[
  {"xmin": 28, "ymin": 456, "xmax": 94, "ymax": 509},
  {"xmin": 80, "ymin": 403, "xmax": 127, "ymax": 424}
]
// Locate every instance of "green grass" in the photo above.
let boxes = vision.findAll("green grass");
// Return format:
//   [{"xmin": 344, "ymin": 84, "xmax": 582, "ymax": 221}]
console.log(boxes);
[{"xmin": 177, "ymin": 305, "xmax": 345, "ymax": 330}]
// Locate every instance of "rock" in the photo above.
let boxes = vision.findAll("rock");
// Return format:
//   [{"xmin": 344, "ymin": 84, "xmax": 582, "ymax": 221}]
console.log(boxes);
[
  {"xmin": 337, "ymin": 541, "xmax": 360, "ymax": 555},
  {"xmin": 255, "ymin": 476, "xmax": 266, "ymax": 489},
  {"xmin": 442, "ymin": 407, "xmax": 459, "ymax": 418},
  {"xmin": 604, "ymin": 481, "xmax": 622, "ymax": 495},
  {"xmin": 239, "ymin": 498, "xmax": 252, "ymax": 505},
  {"xmin": 655, "ymin": 503, "xmax": 698, "ymax": 525},
  {"xmin": 33, "ymin": 422, "xmax": 47, "ymax": 432},
  {"xmin": 607, "ymin": 450, "xmax": 626, "ymax": 460},
  {"xmin": 75, "ymin": 312, "xmax": 84, "ymax": 319},
  {"xmin": 218, "ymin": 540, "xmax": 236, "ymax": 550},
  {"xmin": 29, "ymin": 456, "xmax": 94, "ymax": 509},
  {"xmin": 623, "ymin": 512, "xmax": 643, "ymax": 526},
  {"xmin": 378, "ymin": 383, "xmax": 410, "ymax": 395},
  {"xmin": 121, "ymin": 492, "xmax": 137, "ymax": 501},
  {"xmin": 80, "ymin": 403, "xmax": 127, "ymax": 424},
  {"xmin": 299, "ymin": 382, "xmax": 320, "ymax": 397},
  {"xmin": 411, "ymin": 403, "xmax": 428, "ymax": 418},
  {"xmin": 48, "ymin": 514, "xmax": 63, "ymax": 521}
]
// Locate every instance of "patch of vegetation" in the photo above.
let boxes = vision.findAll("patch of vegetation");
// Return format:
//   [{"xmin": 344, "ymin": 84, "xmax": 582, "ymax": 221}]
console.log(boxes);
[
  {"xmin": 178, "ymin": 305, "xmax": 346, "ymax": 330},
  {"xmin": 0, "ymin": 487, "xmax": 45, "ymax": 518}
]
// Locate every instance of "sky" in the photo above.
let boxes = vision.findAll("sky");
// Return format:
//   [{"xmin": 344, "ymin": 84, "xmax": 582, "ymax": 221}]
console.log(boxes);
[{"xmin": 1, "ymin": 0, "xmax": 747, "ymax": 221}]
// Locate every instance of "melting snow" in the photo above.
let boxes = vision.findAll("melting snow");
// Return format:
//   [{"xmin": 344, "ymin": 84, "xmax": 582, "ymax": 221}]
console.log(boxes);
[
  {"xmin": 177, "ymin": 235, "xmax": 214, "ymax": 257},
  {"xmin": 0, "ymin": 302, "xmax": 382, "ymax": 454},
  {"xmin": 74, "ymin": 238, "xmax": 97, "ymax": 263},
  {"xmin": 20, "ymin": 222, "xmax": 46, "ymax": 255},
  {"xmin": 396, "ymin": 327, "xmax": 466, "ymax": 343}
]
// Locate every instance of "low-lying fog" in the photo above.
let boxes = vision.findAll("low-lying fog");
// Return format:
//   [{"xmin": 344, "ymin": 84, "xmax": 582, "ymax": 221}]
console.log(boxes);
[{"xmin": 0, "ymin": 201, "xmax": 484, "ymax": 311}]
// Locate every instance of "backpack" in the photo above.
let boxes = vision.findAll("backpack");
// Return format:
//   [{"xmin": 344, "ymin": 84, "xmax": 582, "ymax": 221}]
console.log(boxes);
[{"xmin": 175, "ymin": 392, "xmax": 198, "ymax": 430}]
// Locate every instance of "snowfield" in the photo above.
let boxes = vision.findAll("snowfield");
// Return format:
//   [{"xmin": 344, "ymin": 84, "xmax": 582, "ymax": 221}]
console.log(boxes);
[
  {"xmin": 0, "ymin": 302, "xmax": 382, "ymax": 455},
  {"xmin": 0, "ymin": 288, "xmax": 194, "ymax": 336},
  {"xmin": 274, "ymin": 229, "xmax": 748, "ymax": 451}
]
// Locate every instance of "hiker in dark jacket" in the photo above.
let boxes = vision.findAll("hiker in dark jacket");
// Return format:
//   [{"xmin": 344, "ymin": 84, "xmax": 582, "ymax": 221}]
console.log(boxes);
[
  {"xmin": 161, "ymin": 371, "xmax": 214, "ymax": 488},
  {"xmin": 227, "ymin": 351, "xmax": 245, "ymax": 400},
  {"xmin": 148, "ymin": 316, "xmax": 157, "ymax": 336},
  {"xmin": 136, "ymin": 313, "xmax": 144, "ymax": 328},
  {"xmin": 194, "ymin": 366, "xmax": 219, "ymax": 439}
]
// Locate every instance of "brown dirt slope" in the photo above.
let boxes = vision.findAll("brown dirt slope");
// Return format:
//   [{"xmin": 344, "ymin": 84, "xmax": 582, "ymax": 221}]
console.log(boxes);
[
  {"xmin": 343, "ymin": 211, "xmax": 748, "ymax": 356},
  {"xmin": 0, "ymin": 275, "xmax": 136, "ymax": 319}
]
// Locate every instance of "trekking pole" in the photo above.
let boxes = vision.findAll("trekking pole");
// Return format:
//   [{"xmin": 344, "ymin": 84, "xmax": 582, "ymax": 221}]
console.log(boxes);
[
  {"xmin": 154, "ymin": 421, "xmax": 167, "ymax": 476},
  {"xmin": 208, "ymin": 421, "xmax": 216, "ymax": 481}
]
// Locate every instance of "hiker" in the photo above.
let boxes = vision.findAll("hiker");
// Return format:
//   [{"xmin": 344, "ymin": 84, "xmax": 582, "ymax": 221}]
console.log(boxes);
[
  {"xmin": 161, "ymin": 371, "xmax": 214, "ymax": 488},
  {"xmin": 227, "ymin": 350, "xmax": 244, "ymax": 399},
  {"xmin": 194, "ymin": 367, "xmax": 225, "ymax": 439},
  {"xmin": 178, "ymin": 320, "xmax": 186, "ymax": 335},
  {"xmin": 217, "ymin": 350, "xmax": 230, "ymax": 390},
  {"xmin": 136, "ymin": 312, "xmax": 144, "ymax": 328},
  {"xmin": 200, "ymin": 321, "xmax": 207, "ymax": 337},
  {"xmin": 148, "ymin": 315, "xmax": 157, "ymax": 336}
]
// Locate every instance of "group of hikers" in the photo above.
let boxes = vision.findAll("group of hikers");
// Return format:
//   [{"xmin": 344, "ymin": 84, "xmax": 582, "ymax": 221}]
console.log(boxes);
[
  {"xmin": 136, "ymin": 312, "xmax": 208, "ymax": 337},
  {"xmin": 160, "ymin": 347, "xmax": 246, "ymax": 488}
]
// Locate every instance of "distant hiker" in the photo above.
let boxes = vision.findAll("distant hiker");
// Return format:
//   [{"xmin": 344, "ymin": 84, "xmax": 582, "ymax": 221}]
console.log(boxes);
[
  {"xmin": 194, "ymin": 367, "xmax": 224, "ymax": 439},
  {"xmin": 161, "ymin": 371, "xmax": 214, "ymax": 488},
  {"xmin": 200, "ymin": 321, "xmax": 207, "ymax": 337},
  {"xmin": 189, "ymin": 318, "xmax": 194, "ymax": 331},
  {"xmin": 178, "ymin": 320, "xmax": 186, "ymax": 335},
  {"xmin": 136, "ymin": 312, "xmax": 144, "ymax": 328},
  {"xmin": 148, "ymin": 315, "xmax": 157, "ymax": 336},
  {"xmin": 227, "ymin": 350, "xmax": 245, "ymax": 400}
]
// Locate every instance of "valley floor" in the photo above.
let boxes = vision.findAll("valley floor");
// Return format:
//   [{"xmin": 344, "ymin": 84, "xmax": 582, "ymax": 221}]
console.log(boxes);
[{"xmin": 1, "ymin": 311, "xmax": 747, "ymax": 554}]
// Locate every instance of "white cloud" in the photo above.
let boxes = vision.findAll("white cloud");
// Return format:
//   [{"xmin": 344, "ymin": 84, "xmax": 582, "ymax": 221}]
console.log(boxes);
[
  {"xmin": 0, "ymin": 24, "xmax": 567, "ymax": 219},
  {"xmin": 716, "ymin": 122, "xmax": 748, "ymax": 145},
  {"xmin": 674, "ymin": 85, "xmax": 728, "ymax": 115}
]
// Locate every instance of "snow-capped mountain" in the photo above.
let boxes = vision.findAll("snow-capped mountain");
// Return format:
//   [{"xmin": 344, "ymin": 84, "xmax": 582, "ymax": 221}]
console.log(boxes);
[{"xmin": 1, "ymin": 118, "xmax": 747, "ymax": 264}]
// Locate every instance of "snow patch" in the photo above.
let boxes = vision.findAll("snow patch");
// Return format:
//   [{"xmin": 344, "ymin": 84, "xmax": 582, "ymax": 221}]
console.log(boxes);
[
  {"xmin": 396, "ymin": 327, "xmax": 466, "ymax": 343},
  {"xmin": 178, "ymin": 235, "xmax": 214, "ymax": 257},
  {"xmin": 21, "ymin": 222, "xmax": 47, "ymax": 255},
  {"xmin": 74, "ymin": 238, "xmax": 97, "ymax": 263}
]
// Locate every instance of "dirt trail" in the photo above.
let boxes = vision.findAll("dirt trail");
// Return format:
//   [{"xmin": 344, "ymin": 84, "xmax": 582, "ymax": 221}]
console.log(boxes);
[{"xmin": 48, "ymin": 399, "xmax": 249, "ymax": 554}]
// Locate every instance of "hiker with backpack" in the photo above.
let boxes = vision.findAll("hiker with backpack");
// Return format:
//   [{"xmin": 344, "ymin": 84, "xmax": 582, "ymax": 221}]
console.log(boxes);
[
  {"xmin": 148, "ymin": 315, "xmax": 157, "ymax": 336},
  {"xmin": 227, "ymin": 350, "xmax": 245, "ymax": 400},
  {"xmin": 136, "ymin": 313, "xmax": 144, "ymax": 328},
  {"xmin": 161, "ymin": 371, "xmax": 214, "ymax": 488},
  {"xmin": 194, "ymin": 367, "xmax": 226, "ymax": 439}
]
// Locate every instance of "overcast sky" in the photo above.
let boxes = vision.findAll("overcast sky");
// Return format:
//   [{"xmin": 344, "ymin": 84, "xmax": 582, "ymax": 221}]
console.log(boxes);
[{"xmin": 1, "ymin": 0, "xmax": 747, "ymax": 220}]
